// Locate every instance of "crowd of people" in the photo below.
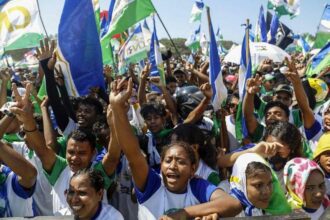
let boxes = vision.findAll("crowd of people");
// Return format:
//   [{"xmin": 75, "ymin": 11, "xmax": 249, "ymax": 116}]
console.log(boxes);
[{"xmin": 0, "ymin": 37, "xmax": 329, "ymax": 220}]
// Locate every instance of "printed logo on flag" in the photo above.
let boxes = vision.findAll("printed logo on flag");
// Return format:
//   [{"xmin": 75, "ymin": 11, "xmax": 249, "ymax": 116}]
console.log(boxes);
[{"xmin": 0, "ymin": 6, "xmax": 31, "ymax": 33}]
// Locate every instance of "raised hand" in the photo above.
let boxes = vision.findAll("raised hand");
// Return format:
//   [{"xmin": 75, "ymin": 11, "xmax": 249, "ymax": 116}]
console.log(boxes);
[
  {"xmin": 104, "ymin": 65, "xmax": 112, "ymax": 79},
  {"xmin": 140, "ymin": 63, "xmax": 151, "ymax": 80},
  {"xmin": 284, "ymin": 57, "xmax": 300, "ymax": 85},
  {"xmin": 200, "ymin": 82, "xmax": 212, "ymax": 100},
  {"xmin": 0, "ymin": 68, "xmax": 12, "ymax": 82},
  {"xmin": 36, "ymin": 38, "xmax": 56, "ymax": 70},
  {"xmin": 251, "ymin": 141, "xmax": 284, "ymax": 158},
  {"xmin": 246, "ymin": 74, "xmax": 263, "ymax": 95},
  {"xmin": 148, "ymin": 76, "xmax": 165, "ymax": 88},
  {"xmin": 109, "ymin": 78, "xmax": 133, "ymax": 108},
  {"xmin": 40, "ymin": 96, "xmax": 49, "ymax": 109}
]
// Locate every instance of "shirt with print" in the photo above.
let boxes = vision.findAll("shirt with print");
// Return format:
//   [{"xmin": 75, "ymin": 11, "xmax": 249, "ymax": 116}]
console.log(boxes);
[
  {"xmin": 43, "ymin": 156, "xmax": 114, "ymax": 214},
  {"xmin": 195, "ymin": 160, "xmax": 221, "ymax": 186},
  {"xmin": 134, "ymin": 168, "xmax": 218, "ymax": 220}
]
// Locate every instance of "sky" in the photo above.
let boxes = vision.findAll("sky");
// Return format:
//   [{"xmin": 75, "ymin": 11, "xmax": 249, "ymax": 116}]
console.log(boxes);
[{"xmin": 39, "ymin": 0, "xmax": 329, "ymax": 43}]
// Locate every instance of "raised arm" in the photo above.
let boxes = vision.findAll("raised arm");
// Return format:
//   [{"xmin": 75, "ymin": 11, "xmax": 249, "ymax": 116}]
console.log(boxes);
[
  {"xmin": 40, "ymin": 96, "xmax": 59, "ymax": 154},
  {"xmin": 10, "ymin": 84, "xmax": 57, "ymax": 173},
  {"xmin": 110, "ymin": 78, "xmax": 149, "ymax": 191},
  {"xmin": 0, "ymin": 68, "xmax": 11, "ymax": 107},
  {"xmin": 285, "ymin": 57, "xmax": 315, "ymax": 129},
  {"xmin": 243, "ymin": 75, "xmax": 262, "ymax": 135},
  {"xmin": 0, "ymin": 141, "xmax": 37, "ymax": 188},
  {"xmin": 137, "ymin": 64, "xmax": 150, "ymax": 106},
  {"xmin": 101, "ymin": 105, "xmax": 121, "ymax": 176}
]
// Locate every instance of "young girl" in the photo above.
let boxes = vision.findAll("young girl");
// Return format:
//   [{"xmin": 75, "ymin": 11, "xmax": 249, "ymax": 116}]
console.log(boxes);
[
  {"xmin": 284, "ymin": 158, "xmax": 330, "ymax": 220},
  {"xmin": 57, "ymin": 168, "xmax": 123, "ymax": 220},
  {"xmin": 230, "ymin": 153, "xmax": 291, "ymax": 217},
  {"xmin": 171, "ymin": 123, "xmax": 220, "ymax": 186},
  {"xmin": 110, "ymin": 78, "xmax": 241, "ymax": 219}
]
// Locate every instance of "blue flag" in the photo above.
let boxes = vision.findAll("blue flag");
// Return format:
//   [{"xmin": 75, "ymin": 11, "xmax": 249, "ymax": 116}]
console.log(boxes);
[
  {"xmin": 208, "ymin": 19, "xmax": 227, "ymax": 111},
  {"xmin": 267, "ymin": 12, "xmax": 279, "ymax": 44},
  {"xmin": 100, "ymin": 16, "xmax": 108, "ymax": 38},
  {"xmin": 58, "ymin": 0, "xmax": 105, "ymax": 96},
  {"xmin": 236, "ymin": 29, "xmax": 252, "ymax": 141},
  {"xmin": 255, "ymin": 5, "xmax": 267, "ymax": 42}
]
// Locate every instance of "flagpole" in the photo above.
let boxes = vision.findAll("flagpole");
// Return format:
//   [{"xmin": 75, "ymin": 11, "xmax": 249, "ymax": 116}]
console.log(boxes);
[
  {"xmin": 36, "ymin": 0, "xmax": 49, "ymax": 38},
  {"xmin": 245, "ymin": 19, "xmax": 250, "ymax": 64},
  {"xmin": 150, "ymin": 3, "xmax": 181, "ymax": 58}
]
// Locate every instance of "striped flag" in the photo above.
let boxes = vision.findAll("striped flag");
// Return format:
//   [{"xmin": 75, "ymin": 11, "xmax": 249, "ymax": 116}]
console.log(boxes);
[
  {"xmin": 255, "ymin": 5, "xmax": 267, "ymax": 42},
  {"xmin": 190, "ymin": 1, "xmax": 204, "ymax": 23},
  {"xmin": 57, "ymin": 0, "xmax": 105, "ymax": 96},
  {"xmin": 267, "ymin": 12, "xmax": 279, "ymax": 44},
  {"xmin": 306, "ymin": 42, "xmax": 330, "ymax": 78},
  {"xmin": 294, "ymin": 35, "xmax": 310, "ymax": 56},
  {"xmin": 314, "ymin": 4, "xmax": 330, "ymax": 49},
  {"xmin": 185, "ymin": 25, "xmax": 201, "ymax": 53},
  {"xmin": 236, "ymin": 26, "xmax": 252, "ymax": 142},
  {"xmin": 207, "ymin": 14, "xmax": 227, "ymax": 111},
  {"xmin": 149, "ymin": 17, "xmax": 165, "ymax": 93}
]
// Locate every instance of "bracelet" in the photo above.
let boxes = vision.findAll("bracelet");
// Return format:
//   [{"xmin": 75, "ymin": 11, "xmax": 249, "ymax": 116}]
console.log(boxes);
[{"xmin": 23, "ymin": 127, "xmax": 37, "ymax": 133}]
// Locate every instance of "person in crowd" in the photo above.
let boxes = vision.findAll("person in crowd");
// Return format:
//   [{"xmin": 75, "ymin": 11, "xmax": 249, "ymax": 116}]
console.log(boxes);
[
  {"xmin": 230, "ymin": 153, "xmax": 291, "ymax": 217},
  {"xmin": 56, "ymin": 168, "xmax": 123, "ymax": 219},
  {"xmin": 313, "ymin": 133, "xmax": 330, "ymax": 198},
  {"xmin": 284, "ymin": 158, "xmax": 330, "ymax": 220},
  {"xmin": 171, "ymin": 123, "xmax": 220, "ymax": 186},
  {"xmin": 109, "ymin": 78, "xmax": 242, "ymax": 219}
]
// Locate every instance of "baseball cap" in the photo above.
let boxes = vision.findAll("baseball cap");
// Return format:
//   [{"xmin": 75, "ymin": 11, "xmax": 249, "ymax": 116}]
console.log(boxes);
[{"xmin": 275, "ymin": 84, "xmax": 293, "ymax": 97}]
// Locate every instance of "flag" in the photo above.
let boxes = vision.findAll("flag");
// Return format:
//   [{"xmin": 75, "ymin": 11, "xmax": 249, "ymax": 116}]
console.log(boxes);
[
  {"xmin": 101, "ymin": 0, "xmax": 154, "ymax": 65},
  {"xmin": 314, "ymin": 4, "xmax": 330, "ymax": 49},
  {"xmin": 0, "ymin": 0, "xmax": 43, "ymax": 51},
  {"xmin": 305, "ymin": 42, "xmax": 330, "ymax": 77},
  {"xmin": 266, "ymin": 11, "xmax": 293, "ymax": 49},
  {"xmin": 104, "ymin": 0, "xmax": 155, "ymax": 38},
  {"xmin": 118, "ymin": 24, "xmax": 148, "ymax": 67},
  {"xmin": 255, "ymin": 5, "xmax": 267, "ymax": 42},
  {"xmin": 208, "ymin": 15, "xmax": 227, "ymax": 111},
  {"xmin": 200, "ymin": 32, "xmax": 209, "ymax": 55},
  {"xmin": 267, "ymin": 12, "xmax": 279, "ymax": 44},
  {"xmin": 100, "ymin": 16, "xmax": 108, "ymax": 38},
  {"xmin": 236, "ymin": 27, "xmax": 252, "ymax": 142},
  {"xmin": 267, "ymin": 0, "xmax": 300, "ymax": 18},
  {"xmin": 294, "ymin": 35, "xmax": 310, "ymax": 56},
  {"xmin": 190, "ymin": 1, "xmax": 204, "ymax": 23},
  {"xmin": 149, "ymin": 17, "xmax": 165, "ymax": 93},
  {"xmin": 216, "ymin": 27, "xmax": 225, "ymax": 55},
  {"xmin": 57, "ymin": 0, "xmax": 105, "ymax": 97},
  {"xmin": 185, "ymin": 25, "xmax": 201, "ymax": 52}
]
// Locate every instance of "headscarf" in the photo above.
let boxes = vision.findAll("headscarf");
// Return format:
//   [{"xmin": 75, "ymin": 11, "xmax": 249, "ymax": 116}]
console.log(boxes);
[
  {"xmin": 230, "ymin": 153, "xmax": 291, "ymax": 216},
  {"xmin": 284, "ymin": 157, "xmax": 330, "ymax": 209}
]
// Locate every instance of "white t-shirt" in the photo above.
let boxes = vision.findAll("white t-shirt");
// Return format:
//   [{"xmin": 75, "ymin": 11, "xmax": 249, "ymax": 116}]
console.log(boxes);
[
  {"xmin": 135, "ymin": 168, "xmax": 218, "ymax": 220},
  {"xmin": 43, "ymin": 156, "xmax": 111, "ymax": 214},
  {"xmin": 12, "ymin": 142, "xmax": 53, "ymax": 216},
  {"xmin": 0, "ymin": 166, "xmax": 35, "ymax": 217},
  {"xmin": 304, "ymin": 205, "xmax": 325, "ymax": 220},
  {"xmin": 56, "ymin": 202, "xmax": 123, "ymax": 220},
  {"xmin": 225, "ymin": 115, "xmax": 240, "ymax": 152},
  {"xmin": 195, "ymin": 160, "xmax": 220, "ymax": 186}
]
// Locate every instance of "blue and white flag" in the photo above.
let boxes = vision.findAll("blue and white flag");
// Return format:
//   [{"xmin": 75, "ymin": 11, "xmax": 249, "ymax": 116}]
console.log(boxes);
[
  {"xmin": 236, "ymin": 28, "xmax": 252, "ymax": 141},
  {"xmin": 149, "ymin": 17, "xmax": 165, "ymax": 93},
  {"xmin": 208, "ymin": 19, "xmax": 227, "ymax": 111},
  {"xmin": 267, "ymin": 12, "xmax": 279, "ymax": 44},
  {"xmin": 255, "ymin": 5, "xmax": 267, "ymax": 42},
  {"xmin": 100, "ymin": 16, "xmax": 108, "ymax": 38},
  {"xmin": 185, "ymin": 25, "xmax": 201, "ymax": 52},
  {"xmin": 57, "ymin": 0, "xmax": 105, "ymax": 97},
  {"xmin": 190, "ymin": 1, "xmax": 204, "ymax": 23},
  {"xmin": 294, "ymin": 34, "xmax": 310, "ymax": 56}
]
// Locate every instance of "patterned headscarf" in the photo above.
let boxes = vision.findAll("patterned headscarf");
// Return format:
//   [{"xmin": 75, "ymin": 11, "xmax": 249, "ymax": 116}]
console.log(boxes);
[
  {"xmin": 284, "ymin": 157, "xmax": 330, "ymax": 209},
  {"xmin": 230, "ymin": 153, "xmax": 291, "ymax": 216}
]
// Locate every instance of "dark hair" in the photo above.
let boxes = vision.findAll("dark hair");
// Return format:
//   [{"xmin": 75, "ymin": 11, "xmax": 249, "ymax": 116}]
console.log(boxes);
[
  {"xmin": 166, "ymin": 75, "xmax": 177, "ymax": 84},
  {"xmin": 78, "ymin": 96, "xmax": 104, "ymax": 115},
  {"xmin": 263, "ymin": 121, "xmax": 303, "ymax": 158},
  {"xmin": 92, "ymin": 117, "xmax": 109, "ymax": 134},
  {"xmin": 171, "ymin": 123, "xmax": 217, "ymax": 168},
  {"xmin": 161, "ymin": 141, "xmax": 197, "ymax": 165},
  {"xmin": 71, "ymin": 168, "xmax": 104, "ymax": 192},
  {"xmin": 68, "ymin": 129, "xmax": 96, "ymax": 151},
  {"xmin": 246, "ymin": 161, "xmax": 272, "ymax": 179},
  {"xmin": 264, "ymin": 101, "xmax": 290, "ymax": 118},
  {"xmin": 140, "ymin": 102, "xmax": 167, "ymax": 118}
]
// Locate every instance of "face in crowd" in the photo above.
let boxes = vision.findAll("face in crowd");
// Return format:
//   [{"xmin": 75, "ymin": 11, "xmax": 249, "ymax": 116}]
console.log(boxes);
[
  {"xmin": 246, "ymin": 162, "xmax": 273, "ymax": 209},
  {"xmin": 66, "ymin": 170, "xmax": 104, "ymax": 220},
  {"xmin": 304, "ymin": 170, "xmax": 326, "ymax": 210},
  {"xmin": 161, "ymin": 143, "xmax": 196, "ymax": 193}
]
